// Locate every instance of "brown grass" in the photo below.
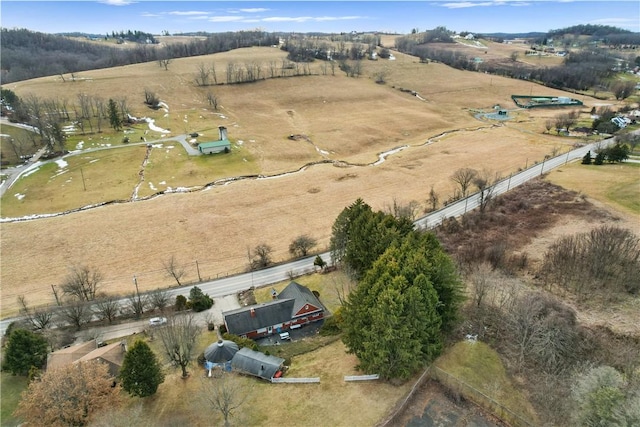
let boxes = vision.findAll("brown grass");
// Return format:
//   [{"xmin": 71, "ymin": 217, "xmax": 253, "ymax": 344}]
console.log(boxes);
[
  {"xmin": 113, "ymin": 336, "xmax": 412, "ymax": 427},
  {"xmin": 0, "ymin": 45, "xmax": 624, "ymax": 317}
]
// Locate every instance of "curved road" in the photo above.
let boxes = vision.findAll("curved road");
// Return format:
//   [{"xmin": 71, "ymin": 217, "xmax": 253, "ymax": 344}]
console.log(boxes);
[{"xmin": 0, "ymin": 132, "xmax": 628, "ymax": 336}]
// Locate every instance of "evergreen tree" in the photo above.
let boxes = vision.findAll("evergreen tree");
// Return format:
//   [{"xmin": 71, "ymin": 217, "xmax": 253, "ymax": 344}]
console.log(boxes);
[
  {"xmin": 342, "ymin": 231, "xmax": 459, "ymax": 379},
  {"xmin": 189, "ymin": 286, "xmax": 213, "ymax": 312},
  {"xmin": 2, "ymin": 329, "xmax": 48, "ymax": 376},
  {"xmin": 594, "ymin": 151, "xmax": 606, "ymax": 165},
  {"xmin": 108, "ymin": 98, "xmax": 122, "ymax": 131},
  {"xmin": 119, "ymin": 340, "xmax": 165, "ymax": 397},
  {"xmin": 329, "ymin": 198, "xmax": 413, "ymax": 278},
  {"xmin": 606, "ymin": 142, "xmax": 629, "ymax": 163},
  {"xmin": 581, "ymin": 150, "xmax": 592, "ymax": 165}
]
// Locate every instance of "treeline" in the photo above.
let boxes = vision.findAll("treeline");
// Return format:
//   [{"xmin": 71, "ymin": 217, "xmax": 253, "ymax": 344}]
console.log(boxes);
[
  {"xmin": 110, "ymin": 30, "xmax": 156, "ymax": 44},
  {"xmin": 537, "ymin": 24, "xmax": 640, "ymax": 47},
  {"xmin": 395, "ymin": 37, "xmax": 620, "ymax": 92},
  {"xmin": 547, "ymin": 24, "xmax": 633, "ymax": 38},
  {"xmin": 0, "ymin": 28, "xmax": 279, "ymax": 84}
]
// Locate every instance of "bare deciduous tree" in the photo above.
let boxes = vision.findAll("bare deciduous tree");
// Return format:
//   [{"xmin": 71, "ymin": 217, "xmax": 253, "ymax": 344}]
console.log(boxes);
[
  {"xmin": 94, "ymin": 296, "xmax": 120, "ymax": 324},
  {"xmin": 59, "ymin": 300, "xmax": 92, "ymax": 330},
  {"xmin": 61, "ymin": 265, "xmax": 102, "ymax": 302},
  {"xmin": 250, "ymin": 243, "xmax": 273, "ymax": 269},
  {"xmin": 451, "ymin": 168, "xmax": 478, "ymax": 198},
  {"xmin": 127, "ymin": 293, "xmax": 147, "ymax": 319},
  {"xmin": 15, "ymin": 359, "xmax": 119, "ymax": 426},
  {"xmin": 540, "ymin": 225, "xmax": 640, "ymax": 298},
  {"xmin": 384, "ymin": 197, "xmax": 420, "ymax": 221},
  {"xmin": 18, "ymin": 295, "xmax": 53, "ymax": 330},
  {"xmin": 195, "ymin": 63, "xmax": 211, "ymax": 86},
  {"xmin": 206, "ymin": 91, "xmax": 219, "ymax": 110},
  {"xmin": 200, "ymin": 374, "xmax": 249, "ymax": 427},
  {"xmin": 427, "ymin": 185, "xmax": 439, "ymax": 212},
  {"xmin": 289, "ymin": 234, "xmax": 318, "ymax": 258},
  {"xmin": 163, "ymin": 255, "xmax": 186, "ymax": 286},
  {"xmin": 156, "ymin": 314, "xmax": 201, "ymax": 378},
  {"xmin": 473, "ymin": 169, "xmax": 500, "ymax": 213},
  {"xmin": 148, "ymin": 288, "xmax": 171, "ymax": 312}
]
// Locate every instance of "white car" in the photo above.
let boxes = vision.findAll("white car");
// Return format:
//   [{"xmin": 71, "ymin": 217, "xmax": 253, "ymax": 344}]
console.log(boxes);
[{"xmin": 149, "ymin": 317, "xmax": 167, "ymax": 326}]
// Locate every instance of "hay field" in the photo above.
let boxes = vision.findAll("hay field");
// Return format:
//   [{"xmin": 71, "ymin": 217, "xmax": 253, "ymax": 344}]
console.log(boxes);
[{"xmin": 0, "ymin": 45, "xmax": 604, "ymax": 317}]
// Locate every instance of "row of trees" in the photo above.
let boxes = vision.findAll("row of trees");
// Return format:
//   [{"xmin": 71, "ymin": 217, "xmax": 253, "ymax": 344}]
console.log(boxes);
[
  {"xmin": 1, "ymin": 28, "xmax": 279, "ymax": 83},
  {"xmin": 394, "ymin": 33, "xmax": 628, "ymax": 93},
  {"xmin": 1, "ymin": 89, "xmax": 130, "ymax": 162},
  {"xmin": 329, "ymin": 199, "xmax": 464, "ymax": 379}
]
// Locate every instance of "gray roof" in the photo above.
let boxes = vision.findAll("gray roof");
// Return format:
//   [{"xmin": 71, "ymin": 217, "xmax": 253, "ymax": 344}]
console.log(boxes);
[
  {"xmin": 223, "ymin": 299, "xmax": 295, "ymax": 336},
  {"xmin": 231, "ymin": 347, "xmax": 284, "ymax": 380},
  {"xmin": 204, "ymin": 339, "xmax": 239, "ymax": 364},
  {"xmin": 278, "ymin": 281, "xmax": 326, "ymax": 316}
]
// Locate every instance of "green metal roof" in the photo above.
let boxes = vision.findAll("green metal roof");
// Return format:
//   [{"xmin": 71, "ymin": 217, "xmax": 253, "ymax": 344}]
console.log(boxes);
[{"xmin": 198, "ymin": 139, "xmax": 230, "ymax": 149}]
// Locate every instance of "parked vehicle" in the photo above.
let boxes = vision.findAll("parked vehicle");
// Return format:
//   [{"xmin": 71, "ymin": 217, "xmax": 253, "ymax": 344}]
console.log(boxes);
[{"xmin": 149, "ymin": 317, "xmax": 167, "ymax": 326}]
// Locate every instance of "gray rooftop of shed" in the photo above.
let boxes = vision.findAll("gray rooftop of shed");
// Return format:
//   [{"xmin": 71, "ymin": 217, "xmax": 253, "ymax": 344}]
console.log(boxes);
[{"xmin": 231, "ymin": 347, "xmax": 284, "ymax": 380}]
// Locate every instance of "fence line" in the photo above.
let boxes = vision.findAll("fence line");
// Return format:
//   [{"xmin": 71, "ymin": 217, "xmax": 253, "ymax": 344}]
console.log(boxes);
[
  {"xmin": 271, "ymin": 377, "xmax": 320, "ymax": 384},
  {"xmin": 344, "ymin": 374, "xmax": 379, "ymax": 381},
  {"xmin": 430, "ymin": 366, "xmax": 536, "ymax": 427},
  {"xmin": 376, "ymin": 366, "xmax": 432, "ymax": 427}
]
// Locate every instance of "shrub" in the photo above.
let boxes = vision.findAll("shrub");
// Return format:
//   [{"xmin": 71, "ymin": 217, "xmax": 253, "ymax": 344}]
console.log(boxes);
[
  {"xmin": 175, "ymin": 295, "xmax": 187, "ymax": 311},
  {"xmin": 222, "ymin": 333, "xmax": 258, "ymax": 351}
]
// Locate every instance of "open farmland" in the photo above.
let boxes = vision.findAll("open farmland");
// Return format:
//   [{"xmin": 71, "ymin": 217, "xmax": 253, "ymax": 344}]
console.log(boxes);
[{"xmin": 0, "ymin": 44, "xmax": 620, "ymax": 317}]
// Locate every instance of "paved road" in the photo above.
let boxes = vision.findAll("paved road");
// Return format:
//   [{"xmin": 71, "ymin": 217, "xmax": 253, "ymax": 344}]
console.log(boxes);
[{"xmin": 0, "ymin": 132, "xmax": 630, "ymax": 337}]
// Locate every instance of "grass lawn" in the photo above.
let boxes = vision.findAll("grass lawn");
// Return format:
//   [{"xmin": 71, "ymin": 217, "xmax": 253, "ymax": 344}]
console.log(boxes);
[
  {"xmin": 434, "ymin": 340, "xmax": 538, "ymax": 424},
  {"xmin": 0, "ymin": 372, "xmax": 28, "ymax": 427},
  {"xmin": 0, "ymin": 146, "xmax": 143, "ymax": 218},
  {"xmin": 0, "ymin": 126, "xmax": 40, "ymax": 166},
  {"xmin": 138, "ymin": 142, "xmax": 259, "ymax": 198},
  {"xmin": 112, "ymin": 329, "xmax": 411, "ymax": 427},
  {"xmin": 546, "ymin": 161, "xmax": 640, "ymax": 217}
]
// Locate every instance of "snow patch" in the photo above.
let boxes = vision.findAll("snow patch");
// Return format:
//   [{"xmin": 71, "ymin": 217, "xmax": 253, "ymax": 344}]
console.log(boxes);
[
  {"xmin": 14, "ymin": 193, "xmax": 25, "ymax": 200},
  {"xmin": 145, "ymin": 118, "xmax": 170, "ymax": 134},
  {"xmin": 149, "ymin": 182, "xmax": 157, "ymax": 191},
  {"xmin": 76, "ymin": 141, "xmax": 85, "ymax": 150},
  {"xmin": 55, "ymin": 159, "xmax": 68, "ymax": 169}
]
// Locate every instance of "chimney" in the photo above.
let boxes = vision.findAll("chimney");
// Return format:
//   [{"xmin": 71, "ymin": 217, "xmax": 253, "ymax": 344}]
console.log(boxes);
[
  {"xmin": 250, "ymin": 308, "xmax": 256, "ymax": 317},
  {"xmin": 218, "ymin": 126, "xmax": 228, "ymax": 140}
]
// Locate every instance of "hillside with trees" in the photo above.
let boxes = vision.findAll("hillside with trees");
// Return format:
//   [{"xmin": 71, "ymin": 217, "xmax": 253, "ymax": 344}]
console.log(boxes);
[{"xmin": 0, "ymin": 28, "xmax": 279, "ymax": 83}]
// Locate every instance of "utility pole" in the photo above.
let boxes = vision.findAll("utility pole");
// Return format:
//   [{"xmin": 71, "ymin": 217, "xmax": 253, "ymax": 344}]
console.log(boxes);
[
  {"xmin": 80, "ymin": 167, "xmax": 86, "ymax": 191},
  {"xmin": 195, "ymin": 260, "xmax": 202, "ymax": 282},
  {"xmin": 133, "ymin": 275, "xmax": 142, "ymax": 313}
]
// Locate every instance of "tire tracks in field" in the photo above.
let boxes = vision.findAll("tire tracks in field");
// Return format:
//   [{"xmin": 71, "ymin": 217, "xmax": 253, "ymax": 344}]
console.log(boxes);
[{"xmin": 0, "ymin": 124, "xmax": 501, "ymax": 223}]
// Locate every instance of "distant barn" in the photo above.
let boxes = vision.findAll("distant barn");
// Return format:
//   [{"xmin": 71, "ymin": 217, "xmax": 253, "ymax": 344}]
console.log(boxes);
[{"xmin": 198, "ymin": 126, "xmax": 231, "ymax": 154}]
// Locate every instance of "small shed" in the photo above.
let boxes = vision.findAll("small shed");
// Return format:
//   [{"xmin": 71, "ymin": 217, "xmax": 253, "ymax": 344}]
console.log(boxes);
[
  {"xmin": 198, "ymin": 126, "xmax": 231, "ymax": 154},
  {"xmin": 231, "ymin": 347, "xmax": 284, "ymax": 380}
]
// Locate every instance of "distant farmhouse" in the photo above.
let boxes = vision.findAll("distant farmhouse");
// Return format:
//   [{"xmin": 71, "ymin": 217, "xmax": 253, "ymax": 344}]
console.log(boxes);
[
  {"xmin": 223, "ymin": 281, "xmax": 326, "ymax": 339},
  {"xmin": 198, "ymin": 126, "xmax": 231, "ymax": 154}
]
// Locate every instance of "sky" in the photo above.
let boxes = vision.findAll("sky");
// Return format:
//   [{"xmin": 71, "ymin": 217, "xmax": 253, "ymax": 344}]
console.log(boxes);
[{"xmin": 1, "ymin": 1, "xmax": 639, "ymax": 36}]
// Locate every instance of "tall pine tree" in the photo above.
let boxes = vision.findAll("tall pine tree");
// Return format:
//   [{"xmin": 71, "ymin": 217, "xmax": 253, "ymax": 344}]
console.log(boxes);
[
  {"xmin": 119, "ymin": 340, "xmax": 165, "ymax": 397},
  {"xmin": 342, "ymin": 233, "xmax": 458, "ymax": 379}
]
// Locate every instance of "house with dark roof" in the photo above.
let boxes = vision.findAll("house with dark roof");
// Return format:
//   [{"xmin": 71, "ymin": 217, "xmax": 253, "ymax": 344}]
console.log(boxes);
[
  {"xmin": 47, "ymin": 340, "xmax": 127, "ymax": 377},
  {"xmin": 231, "ymin": 347, "xmax": 285, "ymax": 380},
  {"xmin": 222, "ymin": 281, "xmax": 326, "ymax": 339}
]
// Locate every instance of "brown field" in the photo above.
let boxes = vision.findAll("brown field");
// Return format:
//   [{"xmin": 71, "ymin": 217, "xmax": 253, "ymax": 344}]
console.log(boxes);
[{"xmin": 0, "ymin": 45, "xmax": 629, "ymax": 317}]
